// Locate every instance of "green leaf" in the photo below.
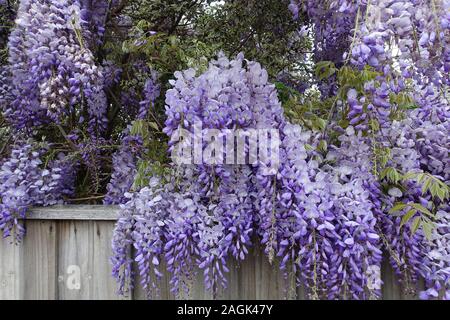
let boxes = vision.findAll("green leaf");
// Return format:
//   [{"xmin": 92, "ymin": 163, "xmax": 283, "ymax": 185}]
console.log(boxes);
[
  {"xmin": 381, "ymin": 167, "xmax": 402, "ymax": 184},
  {"xmin": 410, "ymin": 216, "xmax": 421, "ymax": 234},
  {"xmin": 421, "ymin": 176, "xmax": 432, "ymax": 195},
  {"xmin": 409, "ymin": 203, "xmax": 434, "ymax": 218},
  {"xmin": 422, "ymin": 221, "xmax": 434, "ymax": 241},
  {"xmin": 416, "ymin": 173, "xmax": 426, "ymax": 184},
  {"xmin": 436, "ymin": 187, "xmax": 447, "ymax": 202},
  {"xmin": 312, "ymin": 118, "xmax": 327, "ymax": 131},
  {"xmin": 130, "ymin": 120, "xmax": 144, "ymax": 135},
  {"xmin": 430, "ymin": 182, "xmax": 440, "ymax": 198},
  {"xmin": 148, "ymin": 122, "xmax": 160, "ymax": 131},
  {"xmin": 315, "ymin": 61, "xmax": 337, "ymax": 80},
  {"xmin": 388, "ymin": 202, "xmax": 407, "ymax": 214},
  {"xmin": 404, "ymin": 171, "xmax": 449, "ymax": 202},
  {"xmin": 318, "ymin": 140, "xmax": 328, "ymax": 152},
  {"xmin": 403, "ymin": 171, "xmax": 419, "ymax": 180},
  {"xmin": 369, "ymin": 118, "xmax": 380, "ymax": 131},
  {"xmin": 400, "ymin": 209, "xmax": 416, "ymax": 228},
  {"xmin": 405, "ymin": 104, "xmax": 419, "ymax": 110}
]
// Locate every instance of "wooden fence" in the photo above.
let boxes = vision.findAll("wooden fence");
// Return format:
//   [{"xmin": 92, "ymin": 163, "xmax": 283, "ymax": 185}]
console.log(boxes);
[{"xmin": 0, "ymin": 205, "xmax": 420, "ymax": 300}]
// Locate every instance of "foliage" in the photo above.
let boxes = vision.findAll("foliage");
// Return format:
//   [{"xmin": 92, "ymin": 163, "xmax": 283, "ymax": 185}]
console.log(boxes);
[{"xmin": 0, "ymin": 0, "xmax": 449, "ymax": 300}]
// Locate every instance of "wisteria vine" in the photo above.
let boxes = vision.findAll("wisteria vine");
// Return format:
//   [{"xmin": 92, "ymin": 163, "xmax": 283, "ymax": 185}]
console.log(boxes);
[
  {"xmin": 0, "ymin": 0, "xmax": 448, "ymax": 300},
  {"xmin": 111, "ymin": 1, "xmax": 449, "ymax": 300}
]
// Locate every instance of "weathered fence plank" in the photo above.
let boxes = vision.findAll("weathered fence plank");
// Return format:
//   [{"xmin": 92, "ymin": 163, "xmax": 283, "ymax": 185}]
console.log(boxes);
[
  {"xmin": 56, "ymin": 220, "xmax": 124, "ymax": 300},
  {"xmin": 381, "ymin": 255, "xmax": 403, "ymax": 300},
  {"xmin": 254, "ymin": 250, "xmax": 293, "ymax": 300},
  {"xmin": 29, "ymin": 205, "xmax": 118, "ymax": 220},
  {"xmin": 22, "ymin": 221, "xmax": 58, "ymax": 299},
  {"xmin": 0, "ymin": 205, "xmax": 423, "ymax": 300},
  {"xmin": 91, "ymin": 221, "xmax": 129, "ymax": 300},
  {"xmin": 57, "ymin": 220, "xmax": 92, "ymax": 299},
  {"xmin": 0, "ymin": 237, "xmax": 22, "ymax": 300}
]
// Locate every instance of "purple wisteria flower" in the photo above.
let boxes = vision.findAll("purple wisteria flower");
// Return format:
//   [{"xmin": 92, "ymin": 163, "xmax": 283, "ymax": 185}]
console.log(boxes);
[
  {"xmin": 1, "ymin": 0, "xmax": 108, "ymax": 133},
  {"xmin": 0, "ymin": 140, "xmax": 76, "ymax": 241}
]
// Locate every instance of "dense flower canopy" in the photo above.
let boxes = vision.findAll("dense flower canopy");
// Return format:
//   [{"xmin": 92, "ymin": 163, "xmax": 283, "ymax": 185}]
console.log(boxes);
[{"xmin": 0, "ymin": 0, "xmax": 449, "ymax": 299}]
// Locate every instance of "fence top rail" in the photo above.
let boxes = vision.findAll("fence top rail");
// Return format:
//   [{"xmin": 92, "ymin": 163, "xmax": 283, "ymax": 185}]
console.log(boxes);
[{"xmin": 29, "ymin": 205, "xmax": 119, "ymax": 220}]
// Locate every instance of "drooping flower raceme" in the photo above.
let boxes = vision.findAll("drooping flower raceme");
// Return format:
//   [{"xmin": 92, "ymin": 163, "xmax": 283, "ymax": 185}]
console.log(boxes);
[
  {"xmin": 1, "ymin": 0, "xmax": 108, "ymax": 133},
  {"xmin": 104, "ymin": 71, "xmax": 161, "ymax": 205},
  {"xmin": 289, "ymin": 0, "xmax": 366, "ymax": 96},
  {"xmin": 1, "ymin": 0, "xmax": 448, "ymax": 301},
  {"xmin": 112, "ymin": 54, "xmax": 401, "ymax": 300},
  {"xmin": 104, "ymin": 132, "xmax": 143, "ymax": 205},
  {"xmin": 0, "ymin": 140, "xmax": 76, "ymax": 241}
]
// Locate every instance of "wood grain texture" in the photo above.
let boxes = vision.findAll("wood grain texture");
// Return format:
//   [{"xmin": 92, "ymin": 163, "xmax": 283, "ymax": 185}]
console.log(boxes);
[
  {"xmin": 91, "ymin": 221, "xmax": 129, "ymax": 300},
  {"xmin": 133, "ymin": 246, "xmax": 295, "ymax": 300},
  {"xmin": 56, "ymin": 220, "xmax": 125, "ymax": 300},
  {"xmin": 22, "ymin": 220, "xmax": 57, "ymax": 299},
  {"xmin": 29, "ymin": 205, "xmax": 118, "ymax": 220},
  {"xmin": 133, "ymin": 259, "xmax": 176, "ymax": 300},
  {"xmin": 0, "ymin": 236, "xmax": 22, "ymax": 300},
  {"xmin": 0, "ymin": 205, "xmax": 425, "ymax": 300},
  {"xmin": 381, "ymin": 257, "xmax": 403, "ymax": 300},
  {"xmin": 57, "ymin": 220, "xmax": 92, "ymax": 299},
  {"xmin": 254, "ymin": 251, "xmax": 294, "ymax": 300}
]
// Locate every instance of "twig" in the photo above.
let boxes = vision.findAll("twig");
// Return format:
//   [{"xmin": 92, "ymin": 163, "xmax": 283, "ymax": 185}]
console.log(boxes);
[
  {"xmin": 0, "ymin": 133, "xmax": 12, "ymax": 155},
  {"xmin": 55, "ymin": 124, "xmax": 78, "ymax": 151},
  {"xmin": 66, "ymin": 195, "xmax": 105, "ymax": 202}
]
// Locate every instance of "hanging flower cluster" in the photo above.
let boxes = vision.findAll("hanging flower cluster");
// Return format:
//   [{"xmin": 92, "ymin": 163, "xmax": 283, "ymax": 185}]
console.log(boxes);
[
  {"xmin": 292, "ymin": 0, "xmax": 450, "ymax": 299},
  {"xmin": 0, "ymin": 0, "xmax": 448, "ymax": 301},
  {"xmin": 1, "ymin": 0, "xmax": 108, "ymax": 131},
  {"xmin": 104, "ymin": 70, "xmax": 160, "ymax": 205},
  {"xmin": 103, "ymin": 132, "xmax": 143, "ymax": 205},
  {"xmin": 113, "ymin": 53, "xmax": 282, "ymax": 297},
  {"xmin": 0, "ymin": 0, "xmax": 111, "ymax": 240},
  {"xmin": 289, "ymin": 0, "xmax": 366, "ymax": 96},
  {"xmin": 0, "ymin": 139, "xmax": 76, "ymax": 241},
  {"xmin": 111, "ymin": 54, "xmax": 389, "ymax": 300},
  {"xmin": 342, "ymin": 1, "xmax": 449, "ymax": 299},
  {"xmin": 110, "ymin": 0, "xmax": 450, "ymax": 300}
]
